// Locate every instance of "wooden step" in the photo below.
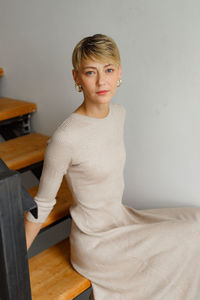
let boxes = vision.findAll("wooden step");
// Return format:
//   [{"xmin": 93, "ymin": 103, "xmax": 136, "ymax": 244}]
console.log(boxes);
[
  {"xmin": 0, "ymin": 98, "xmax": 37, "ymax": 122},
  {"xmin": 29, "ymin": 238, "xmax": 91, "ymax": 300},
  {"xmin": 0, "ymin": 68, "xmax": 4, "ymax": 76},
  {"xmin": 0, "ymin": 133, "xmax": 49, "ymax": 170},
  {"xmin": 27, "ymin": 179, "xmax": 73, "ymax": 229}
]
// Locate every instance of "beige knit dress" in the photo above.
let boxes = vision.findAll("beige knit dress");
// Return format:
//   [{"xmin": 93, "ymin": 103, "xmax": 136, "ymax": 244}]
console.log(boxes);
[{"xmin": 26, "ymin": 102, "xmax": 200, "ymax": 300}]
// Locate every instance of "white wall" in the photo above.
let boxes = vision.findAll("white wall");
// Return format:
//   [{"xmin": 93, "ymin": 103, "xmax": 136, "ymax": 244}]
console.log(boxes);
[{"xmin": 0, "ymin": 0, "xmax": 200, "ymax": 209}]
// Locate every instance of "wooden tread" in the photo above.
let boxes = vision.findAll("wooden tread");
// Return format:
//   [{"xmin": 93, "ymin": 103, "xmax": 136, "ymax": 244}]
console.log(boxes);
[
  {"xmin": 0, "ymin": 68, "xmax": 4, "ymax": 76},
  {"xmin": 0, "ymin": 133, "xmax": 49, "ymax": 170},
  {"xmin": 29, "ymin": 238, "xmax": 91, "ymax": 300},
  {"xmin": 27, "ymin": 179, "xmax": 73, "ymax": 229},
  {"xmin": 0, "ymin": 98, "xmax": 37, "ymax": 122}
]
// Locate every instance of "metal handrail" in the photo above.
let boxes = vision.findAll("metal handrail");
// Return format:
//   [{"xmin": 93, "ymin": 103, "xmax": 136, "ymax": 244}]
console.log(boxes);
[{"xmin": 0, "ymin": 158, "xmax": 37, "ymax": 300}]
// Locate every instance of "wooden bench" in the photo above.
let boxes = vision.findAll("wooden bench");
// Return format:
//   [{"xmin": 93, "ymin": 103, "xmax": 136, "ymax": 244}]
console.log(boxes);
[
  {"xmin": 0, "ymin": 132, "xmax": 49, "ymax": 170},
  {"xmin": 28, "ymin": 238, "xmax": 91, "ymax": 300},
  {"xmin": 27, "ymin": 179, "xmax": 73, "ymax": 229},
  {"xmin": 0, "ymin": 98, "xmax": 37, "ymax": 122}
]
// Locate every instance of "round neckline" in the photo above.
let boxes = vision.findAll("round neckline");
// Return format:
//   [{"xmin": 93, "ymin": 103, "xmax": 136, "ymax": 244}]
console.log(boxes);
[{"xmin": 71, "ymin": 104, "xmax": 112, "ymax": 121}]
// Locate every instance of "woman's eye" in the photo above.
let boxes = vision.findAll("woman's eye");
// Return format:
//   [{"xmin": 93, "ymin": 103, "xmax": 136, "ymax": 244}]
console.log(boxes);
[
  {"xmin": 86, "ymin": 71, "xmax": 94, "ymax": 75},
  {"xmin": 107, "ymin": 68, "xmax": 114, "ymax": 73}
]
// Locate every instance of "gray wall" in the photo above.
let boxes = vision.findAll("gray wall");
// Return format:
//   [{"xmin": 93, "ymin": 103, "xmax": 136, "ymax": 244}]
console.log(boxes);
[{"xmin": 1, "ymin": 0, "xmax": 200, "ymax": 210}]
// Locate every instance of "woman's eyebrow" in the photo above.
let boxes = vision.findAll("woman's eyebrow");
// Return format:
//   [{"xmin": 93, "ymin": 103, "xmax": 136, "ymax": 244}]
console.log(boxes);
[
  {"xmin": 82, "ymin": 66, "xmax": 96, "ymax": 70},
  {"xmin": 82, "ymin": 64, "xmax": 114, "ymax": 70}
]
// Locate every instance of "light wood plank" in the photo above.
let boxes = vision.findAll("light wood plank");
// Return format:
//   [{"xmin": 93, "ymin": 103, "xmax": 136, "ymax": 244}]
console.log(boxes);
[
  {"xmin": 29, "ymin": 238, "xmax": 91, "ymax": 300},
  {"xmin": 0, "ymin": 97, "xmax": 37, "ymax": 121},
  {"xmin": 0, "ymin": 133, "xmax": 49, "ymax": 170},
  {"xmin": 27, "ymin": 179, "xmax": 73, "ymax": 228}
]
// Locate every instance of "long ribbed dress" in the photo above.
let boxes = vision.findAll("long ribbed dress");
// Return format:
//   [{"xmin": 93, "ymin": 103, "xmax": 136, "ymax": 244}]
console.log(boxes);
[{"xmin": 26, "ymin": 102, "xmax": 200, "ymax": 300}]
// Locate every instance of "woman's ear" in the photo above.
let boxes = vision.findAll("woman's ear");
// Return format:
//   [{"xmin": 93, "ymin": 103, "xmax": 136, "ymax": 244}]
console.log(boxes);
[
  {"xmin": 119, "ymin": 65, "xmax": 122, "ymax": 77},
  {"xmin": 72, "ymin": 69, "xmax": 78, "ymax": 83}
]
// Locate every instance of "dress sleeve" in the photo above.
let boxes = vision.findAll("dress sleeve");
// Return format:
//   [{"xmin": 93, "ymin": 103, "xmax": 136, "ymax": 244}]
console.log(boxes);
[
  {"xmin": 25, "ymin": 128, "xmax": 73, "ymax": 223},
  {"xmin": 121, "ymin": 105, "xmax": 126, "ymax": 118},
  {"xmin": 119, "ymin": 104, "xmax": 126, "ymax": 122}
]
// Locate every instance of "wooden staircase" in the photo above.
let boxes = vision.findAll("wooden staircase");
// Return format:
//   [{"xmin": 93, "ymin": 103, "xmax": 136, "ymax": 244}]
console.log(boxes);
[
  {"xmin": 0, "ymin": 68, "xmax": 91, "ymax": 299},
  {"xmin": 29, "ymin": 239, "xmax": 91, "ymax": 300},
  {"xmin": 0, "ymin": 97, "xmax": 37, "ymax": 122},
  {"xmin": 0, "ymin": 132, "xmax": 49, "ymax": 170}
]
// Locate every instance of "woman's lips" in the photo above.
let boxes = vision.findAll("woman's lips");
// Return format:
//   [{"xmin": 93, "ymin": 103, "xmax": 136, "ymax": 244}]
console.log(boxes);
[{"xmin": 96, "ymin": 90, "xmax": 109, "ymax": 95}]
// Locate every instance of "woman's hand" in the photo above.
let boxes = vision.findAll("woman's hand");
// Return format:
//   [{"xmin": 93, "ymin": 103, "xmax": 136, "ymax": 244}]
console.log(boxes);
[{"xmin": 24, "ymin": 217, "xmax": 43, "ymax": 251}]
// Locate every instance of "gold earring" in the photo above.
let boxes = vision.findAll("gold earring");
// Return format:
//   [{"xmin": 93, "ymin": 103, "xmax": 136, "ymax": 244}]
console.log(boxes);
[
  {"xmin": 117, "ymin": 79, "xmax": 122, "ymax": 87},
  {"xmin": 75, "ymin": 83, "xmax": 82, "ymax": 92}
]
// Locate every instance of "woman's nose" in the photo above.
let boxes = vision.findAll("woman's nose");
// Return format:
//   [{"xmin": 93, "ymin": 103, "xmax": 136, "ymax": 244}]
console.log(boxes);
[{"xmin": 96, "ymin": 72, "xmax": 105, "ymax": 85}]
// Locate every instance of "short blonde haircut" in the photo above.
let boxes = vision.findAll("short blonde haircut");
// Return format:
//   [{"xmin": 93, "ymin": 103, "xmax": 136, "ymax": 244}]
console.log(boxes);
[{"xmin": 72, "ymin": 34, "xmax": 121, "ymax": 72}]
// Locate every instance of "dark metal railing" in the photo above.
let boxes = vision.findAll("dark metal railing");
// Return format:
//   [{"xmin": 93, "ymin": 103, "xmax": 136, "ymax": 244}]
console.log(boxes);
[{"xmin": 0, "ymin": 159, "xmax": 37, "ymax": 300}]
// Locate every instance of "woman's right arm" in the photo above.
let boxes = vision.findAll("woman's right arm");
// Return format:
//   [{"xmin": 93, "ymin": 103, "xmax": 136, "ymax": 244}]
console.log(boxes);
[{"xmin": 25, "ymin": 128, "xmax": 73, "ymax": 250}]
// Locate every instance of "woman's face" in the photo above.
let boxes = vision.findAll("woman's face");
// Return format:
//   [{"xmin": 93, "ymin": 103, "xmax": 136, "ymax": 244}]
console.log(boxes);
[{"xmin": 72, "ymin": 58, "xmax": 122, "ymax": 105}]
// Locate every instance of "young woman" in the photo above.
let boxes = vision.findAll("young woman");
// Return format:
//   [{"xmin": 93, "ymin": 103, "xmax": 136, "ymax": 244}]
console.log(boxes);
[{"xmin": 25, "ymin": 34, "xmax": 200, "ymax": 299}]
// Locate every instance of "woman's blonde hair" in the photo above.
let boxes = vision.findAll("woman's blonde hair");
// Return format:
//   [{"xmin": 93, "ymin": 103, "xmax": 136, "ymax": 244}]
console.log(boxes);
[{"xmin": 72, "ymin": 34, "xmax": 121, "ymax": 72}]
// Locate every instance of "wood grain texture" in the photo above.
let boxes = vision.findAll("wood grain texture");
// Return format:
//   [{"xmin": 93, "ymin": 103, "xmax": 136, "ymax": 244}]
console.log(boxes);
[
  {"xmin": 27, "ymin": 179, "xmax": 73, "ymax": 228},
  {"xmin": 0, "ymin": 133, "xmax": 49, "ymax": 170},
  {"xmin": 29, "ymin": 238, "xmax": 91, "ymax": 300},
  {"xmin": 0, "ymin": 98, "xmax": 37, "ymax": 121}
]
